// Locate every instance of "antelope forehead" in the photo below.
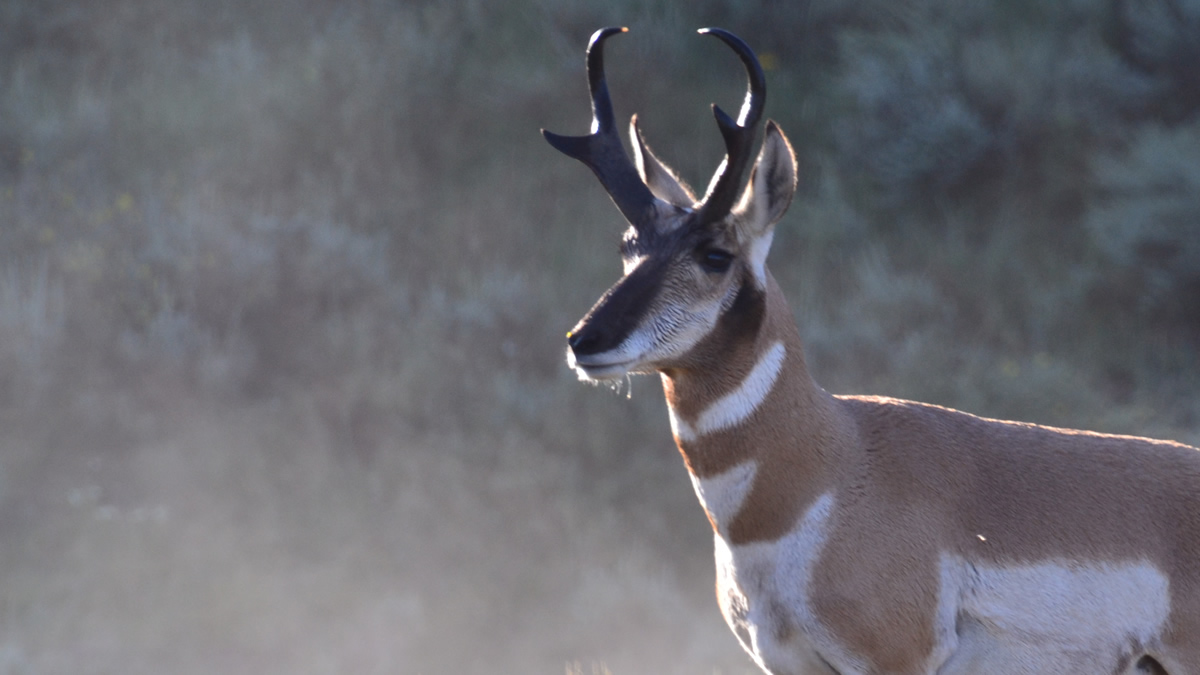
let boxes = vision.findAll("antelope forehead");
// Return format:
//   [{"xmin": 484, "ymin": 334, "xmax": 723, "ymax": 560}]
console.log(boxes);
[{"xmin": 653, "ymin": 206, "xmax": 696, "ymax": 234}]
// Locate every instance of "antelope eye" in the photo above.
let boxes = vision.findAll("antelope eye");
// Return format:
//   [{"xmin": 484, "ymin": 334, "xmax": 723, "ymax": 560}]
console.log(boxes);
[{"xmin": 698, "ymin": 248, "xmax": 734, "ymax": 274}]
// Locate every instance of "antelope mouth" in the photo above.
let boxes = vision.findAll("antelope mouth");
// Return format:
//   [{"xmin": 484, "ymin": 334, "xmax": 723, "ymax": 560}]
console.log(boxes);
[{"xmin": 568, "ymin": 351, "xmax": 638, "ymax": 381}]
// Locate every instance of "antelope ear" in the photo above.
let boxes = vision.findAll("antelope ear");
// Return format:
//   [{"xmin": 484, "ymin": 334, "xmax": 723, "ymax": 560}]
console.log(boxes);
[
  {"xmin": 734, "ymin": 120, "xmax": 797, "ymax": 238},
  {"xmin": 630, "ymin": 115, "xmax": 697, "ymax": 209}
]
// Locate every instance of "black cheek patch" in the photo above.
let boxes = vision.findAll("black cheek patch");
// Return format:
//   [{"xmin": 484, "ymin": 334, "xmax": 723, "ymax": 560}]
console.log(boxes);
[
  {"xmin": 719, "ymin": 275, "xmax": 766, "ymax": 338},
  {"xmin": 682, "ymin": 273, "xmax": 766, "ymax": 365}
]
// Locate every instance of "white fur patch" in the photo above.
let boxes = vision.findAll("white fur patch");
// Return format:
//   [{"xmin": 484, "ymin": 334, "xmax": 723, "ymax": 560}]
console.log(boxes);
[
  {"xmin": 967, "ymin": 558, "xmax": 1169, "ymax": 642},
  {"xmin": 671, "ymin": 341, "xmax": 786, "ymax": 442},
  {"xmin": 718, "ymin": 491, "xmax": 868, "ymax": 674},
  {"xmin": 925, "ymin": 554, "xmax": 966, "ymax": 671},
  {"xmin": 933, "ymin": 556, "xmax": 1170, "ymax": 673},
  {"xmin": 689, "ymin": 461, "xmax": 757, "ymax": 535},
  {"xmin": 667, "ymin": 406, "xmax": 692, "ymax": 442},
  {"xmin": 745, "ymin": 227, "xmax": 775, "ymax": 287}
]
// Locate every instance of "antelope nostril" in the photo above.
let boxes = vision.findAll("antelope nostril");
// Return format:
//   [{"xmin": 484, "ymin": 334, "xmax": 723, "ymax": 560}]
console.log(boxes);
[
  {"xmin": 567, "ymin": 325, "xmax": 605, "ymax": 355},
  {"xmin": 566, "ymin": 329, "xmax": 587, "ymax": 350}
]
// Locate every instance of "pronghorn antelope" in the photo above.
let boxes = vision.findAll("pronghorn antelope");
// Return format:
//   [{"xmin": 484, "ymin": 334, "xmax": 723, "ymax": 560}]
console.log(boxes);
[{"xmin": 543, "ymin": 27, "xmax": 1200, "ymax": 675}]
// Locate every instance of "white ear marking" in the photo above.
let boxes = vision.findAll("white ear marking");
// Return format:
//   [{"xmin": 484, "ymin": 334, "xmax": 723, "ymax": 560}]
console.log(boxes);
[
  {"xmin": 731, "ymin": 122, "xmax": 795, "ymax": 288},
  {"xmin": 745, "ymin": 228, "xmax": 775, "ymax": 288}
]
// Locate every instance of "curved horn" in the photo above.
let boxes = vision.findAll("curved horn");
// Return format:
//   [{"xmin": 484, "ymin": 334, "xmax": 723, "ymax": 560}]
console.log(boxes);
[
  {"xmin": 694, "ymin": 28, "xmax": 767, "ymax": 225},
  {"xmin": 542, "ymin": 27, "xmax": 662, "ymax": 231}
]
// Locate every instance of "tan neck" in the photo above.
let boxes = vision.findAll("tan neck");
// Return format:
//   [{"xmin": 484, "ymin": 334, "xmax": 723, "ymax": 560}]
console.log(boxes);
[{"xmin": 660, "ymin": 273, "xmax": 855, "ymax": 543}]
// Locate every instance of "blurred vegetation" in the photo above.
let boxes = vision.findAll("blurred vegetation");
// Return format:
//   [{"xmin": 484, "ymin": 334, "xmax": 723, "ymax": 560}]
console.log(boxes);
[{"xmin": 0, "ymin": 0, "xmax": 1197, "ymax": 672}]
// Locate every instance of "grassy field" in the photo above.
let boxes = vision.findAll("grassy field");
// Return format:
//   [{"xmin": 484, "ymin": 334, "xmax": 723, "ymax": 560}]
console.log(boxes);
[{"xmin": 0, "ymin": 0, "xmax": 1198, "ymax": 672}]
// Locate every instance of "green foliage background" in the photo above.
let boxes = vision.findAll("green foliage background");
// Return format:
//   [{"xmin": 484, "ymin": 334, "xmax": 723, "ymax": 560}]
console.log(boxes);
[{"xmin": 0, "ymin": 0, "xmax": 1197, "ymax": 672}]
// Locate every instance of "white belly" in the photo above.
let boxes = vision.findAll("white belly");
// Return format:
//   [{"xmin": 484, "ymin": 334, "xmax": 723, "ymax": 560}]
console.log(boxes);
[
  {"xmin": 710, "ymin": 491, "xmax": 1171, "ymax": 674},
  {"xmin": 934, "ymin": 556, "xmax": 1171, "ymax": 675}
]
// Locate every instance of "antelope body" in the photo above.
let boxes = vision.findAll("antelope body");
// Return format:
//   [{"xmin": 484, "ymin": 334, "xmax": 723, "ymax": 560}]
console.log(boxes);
[{"xmin": 543, "ymin": 27, "xmax": 1200, "ymax": 674}]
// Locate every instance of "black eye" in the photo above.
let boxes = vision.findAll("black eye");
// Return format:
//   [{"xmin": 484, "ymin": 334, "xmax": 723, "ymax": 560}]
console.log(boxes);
[{"xmin": 698, "ymin": 248, "xmax": 734, "ymax": 274}]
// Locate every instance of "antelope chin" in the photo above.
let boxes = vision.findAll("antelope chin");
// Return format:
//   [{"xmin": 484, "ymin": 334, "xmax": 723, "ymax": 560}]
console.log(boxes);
[
  {"xmin": 574, "ymin": 363, "xmax": 632, "ymax": 381},
  {"xmin": 568, "ymin": 350, "xmax": 639, "ymax": 381}
]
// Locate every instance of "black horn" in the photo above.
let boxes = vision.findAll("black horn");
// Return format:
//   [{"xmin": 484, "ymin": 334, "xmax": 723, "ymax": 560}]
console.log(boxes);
[
  {"xmin": 542, "ymin": 27, "xmax": 662, "ymax": 231},
  {"xmin": 694, "ymin": 28, "xmax": 766, "ymax": 225}
]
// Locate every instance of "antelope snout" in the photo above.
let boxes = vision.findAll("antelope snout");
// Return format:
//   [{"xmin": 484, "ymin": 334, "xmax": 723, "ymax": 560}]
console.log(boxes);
[
  {"xmin": 566, "ymin": 322, "xmax": 610, "ymax": 357},
  {"xmin": 564, "ymin": 317, "xmax": 639, "ymax": 381}
]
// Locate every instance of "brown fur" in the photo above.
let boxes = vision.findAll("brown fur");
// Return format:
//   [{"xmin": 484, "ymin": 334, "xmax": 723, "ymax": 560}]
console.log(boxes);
[
  {"xmin": 665, "ymin": 274, "xmax": 848, "ymax": 543},
  {"xmin": 662, "ymin": 269, "xmax": 1200, "ymax": 671},
  {"xmin": 551, "ymin": 30, "xmax": 1199, "ymax": 668}
]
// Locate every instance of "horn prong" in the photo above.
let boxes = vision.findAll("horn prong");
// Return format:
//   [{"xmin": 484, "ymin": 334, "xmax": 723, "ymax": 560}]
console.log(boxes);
[
  {"xmin": 541, "ymin": 27, "xmax": 663, "ymax": 231},
  {"xmin": 695, "ymin": 27, "xmax": 767, "ymax": 224}
]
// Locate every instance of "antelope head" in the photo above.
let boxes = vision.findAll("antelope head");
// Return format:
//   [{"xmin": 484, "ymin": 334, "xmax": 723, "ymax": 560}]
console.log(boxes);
[{"xmin": 544, "ymin": 27, "xmax": 798, "ymax": 381}]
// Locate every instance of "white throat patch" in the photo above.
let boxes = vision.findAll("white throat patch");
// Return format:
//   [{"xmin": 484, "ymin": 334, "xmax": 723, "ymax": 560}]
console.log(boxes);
[
  {"xmin": 670, "ymin": 341, "xmax": 786, "ymax": 443},
  {"xmin": 689, "ymin": 461, "xmax": 757, "ymax": 534}
]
